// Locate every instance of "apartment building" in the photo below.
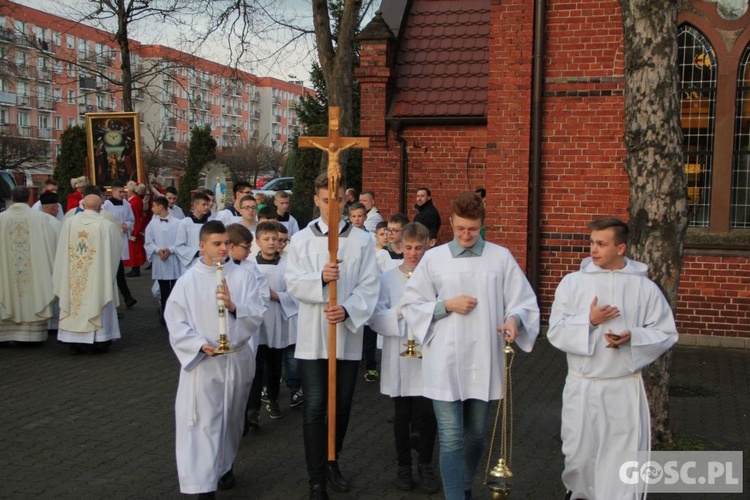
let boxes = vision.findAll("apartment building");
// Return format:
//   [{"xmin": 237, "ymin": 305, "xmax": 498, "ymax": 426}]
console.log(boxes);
[{"xmin": 0, "ymin": 0, "xmax": 308, "ymax": 179}]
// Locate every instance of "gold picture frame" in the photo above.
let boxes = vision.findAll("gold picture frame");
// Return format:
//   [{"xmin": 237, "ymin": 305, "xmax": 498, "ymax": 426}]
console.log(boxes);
[{"xmin": 85, "ymin": 112, "xmax": 144, "ymax": 187}]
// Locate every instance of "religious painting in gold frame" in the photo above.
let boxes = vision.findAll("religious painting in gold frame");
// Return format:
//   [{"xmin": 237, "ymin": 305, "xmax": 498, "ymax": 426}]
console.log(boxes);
[{"xmin": 85, "ymin": 112, "xmax": 144, "ymax": 187}]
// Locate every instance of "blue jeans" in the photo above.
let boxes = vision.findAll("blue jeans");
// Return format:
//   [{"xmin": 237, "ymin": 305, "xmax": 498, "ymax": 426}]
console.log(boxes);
[
  {"xmin": 432, "ymin": 399, "xmax": 491, "ymax": 500},
  {"xmin": 299, "ymin": 358, "xmax": 360, "ymax": 483}
]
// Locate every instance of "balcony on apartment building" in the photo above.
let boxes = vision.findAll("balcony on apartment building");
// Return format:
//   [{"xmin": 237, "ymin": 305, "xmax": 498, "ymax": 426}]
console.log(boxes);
[
  {"xmin": 0, "ymin": 91, "xmax": 15, "ymax": 105},
  {"xmin": 223, "ymin": 85, "xmax": 240, "ymax": 97},
  {"xmin": 37, "ymin": 98, "xmax": 56, "ymax": 111},
  {"xmin": 273, "ymin": 114, "xmax": 282, "ymax": 124},
  {"xmin": 272, "ymin": 96, "xmax": 281, "ymax": 105},
  {"xmin": 79, "ymin": 77, "xmax": 98, "ymax": 90},
  {"xmin": 162, "ymin": 140, "xmax": 177, "ymax": 150},
  {"xmin": 0, "ymin": 27, "xmax": 14, "ymax": 44},
  {"xmin": 167, "ymin": 117, "xmax": 177, "ymax": 127},
  {"xmin": 251, "ymin": 92, "xmax": 260, "ymax": 102},
  {"xmin": 0, "ymin": 123, "xmax": 54, "ymax": 140},
  {"xmin": 251, "ymin": 110, "xmax": 260, "ymax": 121},
  {"xmin": 15, "ymin": 94, "xmax": 35, "ymax": 108},
  {"xmin": 15, "ymin": 65, "xmax": 38, "ymax": 80}
]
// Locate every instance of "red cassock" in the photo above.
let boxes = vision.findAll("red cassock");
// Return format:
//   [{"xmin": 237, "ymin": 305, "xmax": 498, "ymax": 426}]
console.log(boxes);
[
  {"xmin": 66, "ymin": 190, "xmax": 83, "ymax": 212},
  {"xmin": 123, "ymin": 194, "xmax": 147, "ymax": 267}
]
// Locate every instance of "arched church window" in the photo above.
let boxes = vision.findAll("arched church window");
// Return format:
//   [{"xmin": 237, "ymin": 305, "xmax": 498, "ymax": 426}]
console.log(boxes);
[
  {"xmin": 678, "ymin": 25, "xmax": 717, "ymax": 228},
  {"xmin": 732, "ymin": 43, "xmax": 750, "ymax": 228}
]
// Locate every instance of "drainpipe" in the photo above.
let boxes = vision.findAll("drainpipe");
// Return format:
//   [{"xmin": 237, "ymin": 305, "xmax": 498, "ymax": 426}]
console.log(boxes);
[
  {"xmin": 393, "ymin": 120, "xmax": 408, "ymax": 215},
  {"xmin": 528, "ymin": 0, "xmax": 547, "ymax": 294}
]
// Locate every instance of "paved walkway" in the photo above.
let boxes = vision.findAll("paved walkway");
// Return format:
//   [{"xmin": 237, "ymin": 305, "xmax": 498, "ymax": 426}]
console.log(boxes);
[{"xmin": 0, "ymin": 272, "xmax": 747, "ymax": 499}]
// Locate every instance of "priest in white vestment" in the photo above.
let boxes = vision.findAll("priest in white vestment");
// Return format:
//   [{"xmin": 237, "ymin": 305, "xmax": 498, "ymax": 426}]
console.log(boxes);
[
  {"xmin": 0, "ymin": 187, "xmax": 58, "ymax": 343},
  {"xmin": 285, "ymin": 174, "xmax": 380, "ymax": 498},
  {"xmin": 53, "ymin": 194, "xmax": 123, "ymax": 351},
  {"xmin": 173, "ymin": 192, "xmax": 212, "ymax": 271},
  {"xmin": 401, "ymin": 192, "xmax": 540, "ymax": 500},
  {"xmin": 548, "ymin": 217, "xmax": 678, "ymax": 500},
  {"xmin": 165, "ymin": 220, "xmax": 266, "ymax": 496},
  {"xmin": 102, "ymin": 180, "xmax": 137, "ymax": 309}
]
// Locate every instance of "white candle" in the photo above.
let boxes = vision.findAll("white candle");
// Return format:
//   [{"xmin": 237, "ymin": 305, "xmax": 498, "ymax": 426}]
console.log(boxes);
[
  {"xmin": 407, "ymin": 327, "xmax": 414, "ymax": 342},
  {"xmin": 216, "ymin": 262, "xmax": 227, "ymax": 337}
]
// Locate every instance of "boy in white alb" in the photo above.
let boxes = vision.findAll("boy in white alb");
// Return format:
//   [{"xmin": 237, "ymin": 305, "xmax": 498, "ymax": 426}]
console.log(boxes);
[
  {"xmin": 166, "ymin": 220, "xmax": 266, "ymax": 497},
  {"xmin": 285, "ymin": 173, "xmax": 380, "ymax": 499},
  {"xmin": 548, "ymin": 217, "xmax": 678, "ymax": 500},
  {"xmin": 274, "ymin": 190, "xmax": 300, "ymax": 236},
  {"xmin": 173, "ymin": 192, "xmax": 212, "ymax": 271},
  {"xmin": 144, "ymin": 196, "xmax": 181, "ymax": 324},
  {"xmin": 247, "ymin": 222, "xmax": 299, "ymax": 425},
  {"xmin": 401, "ymin": 192, "xmax": 540, "ymax": 500},
  {"xmin": 370, "ymin": 222, "xmax": 439, "ymax": 494}
]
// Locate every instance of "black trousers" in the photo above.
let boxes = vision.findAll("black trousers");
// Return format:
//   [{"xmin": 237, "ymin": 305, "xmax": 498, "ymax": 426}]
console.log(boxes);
[
  {"xmin": 157, "ymin": 279, "xmax": 177, "ymax": 316},
  {"xmin": 362, "ymin": 325, "xmax": 378, "ymax": 371},
  {"xmin": 299, "ymin": 358, "xmax": 360, "ymax": 483},
  {"xmin": 248, "ymin": 345, "xmax": 284, "ymax": 410},
  {"xmin": 393, "ymin": 395, "xmax": 437, "ymax": 466},
  {"xmin": 116, "ymin": 261, "xmax": 133, "ymax": 300}
]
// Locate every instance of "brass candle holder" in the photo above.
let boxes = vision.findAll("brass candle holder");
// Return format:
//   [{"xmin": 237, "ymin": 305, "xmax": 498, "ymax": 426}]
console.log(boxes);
[{"xmin": 400, "ymin": 339, "xmax": 422, "ymax": 358}]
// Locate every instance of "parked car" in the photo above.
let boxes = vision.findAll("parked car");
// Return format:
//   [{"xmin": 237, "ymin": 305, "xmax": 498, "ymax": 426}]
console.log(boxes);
[
  {"xmin": 0, "ymin": 170, "xmax": 17, "ymax": 213},
  {"xmin": 255, "ymin": 176, "xmax": 275, "ymax": 189},
  {"xmin": 252, "ymin": 176, "xmax": 294, "ymax": 199}
]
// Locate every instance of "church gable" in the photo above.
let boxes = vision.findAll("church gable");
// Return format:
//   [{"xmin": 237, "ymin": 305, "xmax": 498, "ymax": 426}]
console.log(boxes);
[{"xmin": 389, "ymin": 0, "xmax": 489, "ymax": 122}]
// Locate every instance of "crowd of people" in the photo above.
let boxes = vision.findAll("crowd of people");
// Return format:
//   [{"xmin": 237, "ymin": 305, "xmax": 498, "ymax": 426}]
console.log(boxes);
[{"xmin": 0, "ymin": 173, "xmax": 678, "ymax": 500}]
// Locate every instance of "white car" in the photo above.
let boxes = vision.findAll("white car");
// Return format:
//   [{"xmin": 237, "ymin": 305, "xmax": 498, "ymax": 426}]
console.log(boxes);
[{"xmin": 252, "ymin": 176, "xmax": 294, "ymax": 199}]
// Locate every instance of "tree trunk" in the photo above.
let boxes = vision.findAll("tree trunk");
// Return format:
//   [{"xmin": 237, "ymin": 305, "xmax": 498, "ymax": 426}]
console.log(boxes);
[
  {"xmin": 620, "ymin": 0, "xmax": 687, "ymax": 447},
  {"xmin": 116, "ymin": 0, "xmax": 133, "ymax": 112},
  {"xmin": 311, "ymin": 0, "xmax": 361, "ymax": 177}
]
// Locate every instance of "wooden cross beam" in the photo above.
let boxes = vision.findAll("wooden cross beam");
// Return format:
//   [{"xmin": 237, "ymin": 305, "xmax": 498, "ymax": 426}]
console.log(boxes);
[{"xmin": 298, "ymin": 107, "xmax": 369, "ymax": 461}]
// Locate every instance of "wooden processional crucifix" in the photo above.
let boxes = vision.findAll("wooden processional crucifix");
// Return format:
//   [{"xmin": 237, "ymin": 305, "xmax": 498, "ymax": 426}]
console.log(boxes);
[{"xmin": 298, "ymin": 107, "xmax": 369, "ymax": 460}]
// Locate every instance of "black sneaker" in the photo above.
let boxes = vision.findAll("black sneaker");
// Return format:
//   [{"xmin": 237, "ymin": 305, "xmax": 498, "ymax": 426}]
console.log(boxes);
[
  {"xmin": 395, "ymin": 465, "xmax": 413, "ymax": 491},
  {"xmin": 247, "ymin": 409, "xmax": 260, "ymax": 428},
  {"xmin": 290, "ymin": 389, "xmax": 304, "ymax": 408},
  {"xmin": 418, "ymin": 463, "xmax": 440, "ymax": 494},
  {"xmin": 364, "ymin": 370, "xmax": 379, "ymax": 382},
  {"xmin": 267, "ymin": 400, "xmax": 283, "ymax": 419},
  {"xmin": 260, "ymin": 387, "xmax": 270, "ymax": 404}
]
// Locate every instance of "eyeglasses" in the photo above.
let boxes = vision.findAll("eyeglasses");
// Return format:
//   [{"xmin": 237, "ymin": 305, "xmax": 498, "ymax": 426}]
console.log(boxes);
[
  {"xmin": 241, "ymin": 205, "xmax": 258, "ymax": 211},
  {"xmin": 237, "ymin": 244, "xmax": 251, "ymax": 251},
  {"xmin": 240, "ymin": 190, "xmax": 252, "ymax": 195},
  {"xmin": 387, "ymin": 228, "xmax": 402, "ymax": 234}
]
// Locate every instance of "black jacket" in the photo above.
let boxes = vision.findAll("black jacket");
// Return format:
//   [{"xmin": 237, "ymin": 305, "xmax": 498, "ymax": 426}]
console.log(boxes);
[{"xmin": 413, "ymin": 199, "xmax": 442, "ymax": 239}]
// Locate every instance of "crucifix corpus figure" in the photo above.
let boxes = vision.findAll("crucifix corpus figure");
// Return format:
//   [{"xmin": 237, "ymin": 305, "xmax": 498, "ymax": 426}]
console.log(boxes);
[{"xmin": 292, "ymin": 107, "xmax": 377, "ymax": 492}]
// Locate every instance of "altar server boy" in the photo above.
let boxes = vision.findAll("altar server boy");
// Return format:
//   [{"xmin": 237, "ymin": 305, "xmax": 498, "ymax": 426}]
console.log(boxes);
[
  {"xmin": 165, "ymin": 220, "xmax": 266, "ymax": 497},
  {"xmin": 144, "ymin": 196, "xmax": 181, "ymax": 323},
  {"xmin": 548, "ymin": 217, "xmax": 678, "ymax": 500},
  {"xmin": 401, "ymin": 192, "xmax": 540, "ymax": 500},
  {"xmin": 370, "ymin": 222, "xmax": 439, "ymax": 494}
]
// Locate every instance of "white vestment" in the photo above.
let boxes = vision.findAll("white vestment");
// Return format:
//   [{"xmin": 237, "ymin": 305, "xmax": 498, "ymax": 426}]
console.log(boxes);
[
  {"xmin": 256, "ymin": 256, "xmax": 298, "ymax": 349},
  {"xmin": 215, "ymin": 207, "xmax": 243, "ymax": 226},
  {"xmin": 165, "ymin": 258, "xmax": 266, "ymax": 494},
  {"xmin": 32, "ymin": 200, "xmax": 64, "ymax": 221},
  {"xmin": 548, "ymin": 257, "xmax": 678, "ymax": 500},
  {"xmin": 286, "ymin": 219, "xmax": 380, "ymax": 360},
  {"xmin": 168, "ymin": 205, "xmax": 186, "ymax": 220},
  {"xmin": 173, "ymin": 216, "xmax": 205, "ymax": 271},
  {"xmin": 278, "ymin": 214, "xmax": 300, "ymax": 236},
  {"xmin": 364, "ymin": 207, "xmax": 383, "ymax": 233},
  {"xmin": 376, "ymin": 248, "xmax": 402, "ymax": 273},
  {"xmin": 42, "ymin": 213, "xmax": 62, "ymax": 331},
  {"xmin": 0, "ymin": 203, "xmax": 58, "ymax": 342},
  {"xmin": 102, "ymin": 199, "xmax": 134, "ymax": 260},
  {"xmin": 370, "ymin": 267, "xmax": 425, "ymax": 397},
  {"xmin": 53, "ymin": 210, "xmax": 122, "ymax": 343},
  {"xmin": 145, "ymin": 214, "xmax": 181, "ymax": 280},
  {"xmin": 401, "ymin": 242, "xmax": 540, "ymax": 402}
]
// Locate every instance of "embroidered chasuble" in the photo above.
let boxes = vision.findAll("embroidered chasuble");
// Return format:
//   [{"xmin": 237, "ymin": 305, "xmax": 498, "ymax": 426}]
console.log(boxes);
[
  {"xmin": 0, "ymin": 203, "xmax": 59, "ymax": 341},
  {"xmin": 53, "ymin": 210, "xmax": 123, "ymax": 333}
]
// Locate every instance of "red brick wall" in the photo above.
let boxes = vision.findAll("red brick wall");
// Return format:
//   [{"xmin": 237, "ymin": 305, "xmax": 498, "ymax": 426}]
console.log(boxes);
[{"xmin": 678, "ymin": 255, "xmax": 750, "ymax": 338}]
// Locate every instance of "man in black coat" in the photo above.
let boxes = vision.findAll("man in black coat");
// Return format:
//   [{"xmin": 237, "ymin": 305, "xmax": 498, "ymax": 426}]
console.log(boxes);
[{"xmin": 413, "ymin": 187, "xmax": 441, "ymax": 245}]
